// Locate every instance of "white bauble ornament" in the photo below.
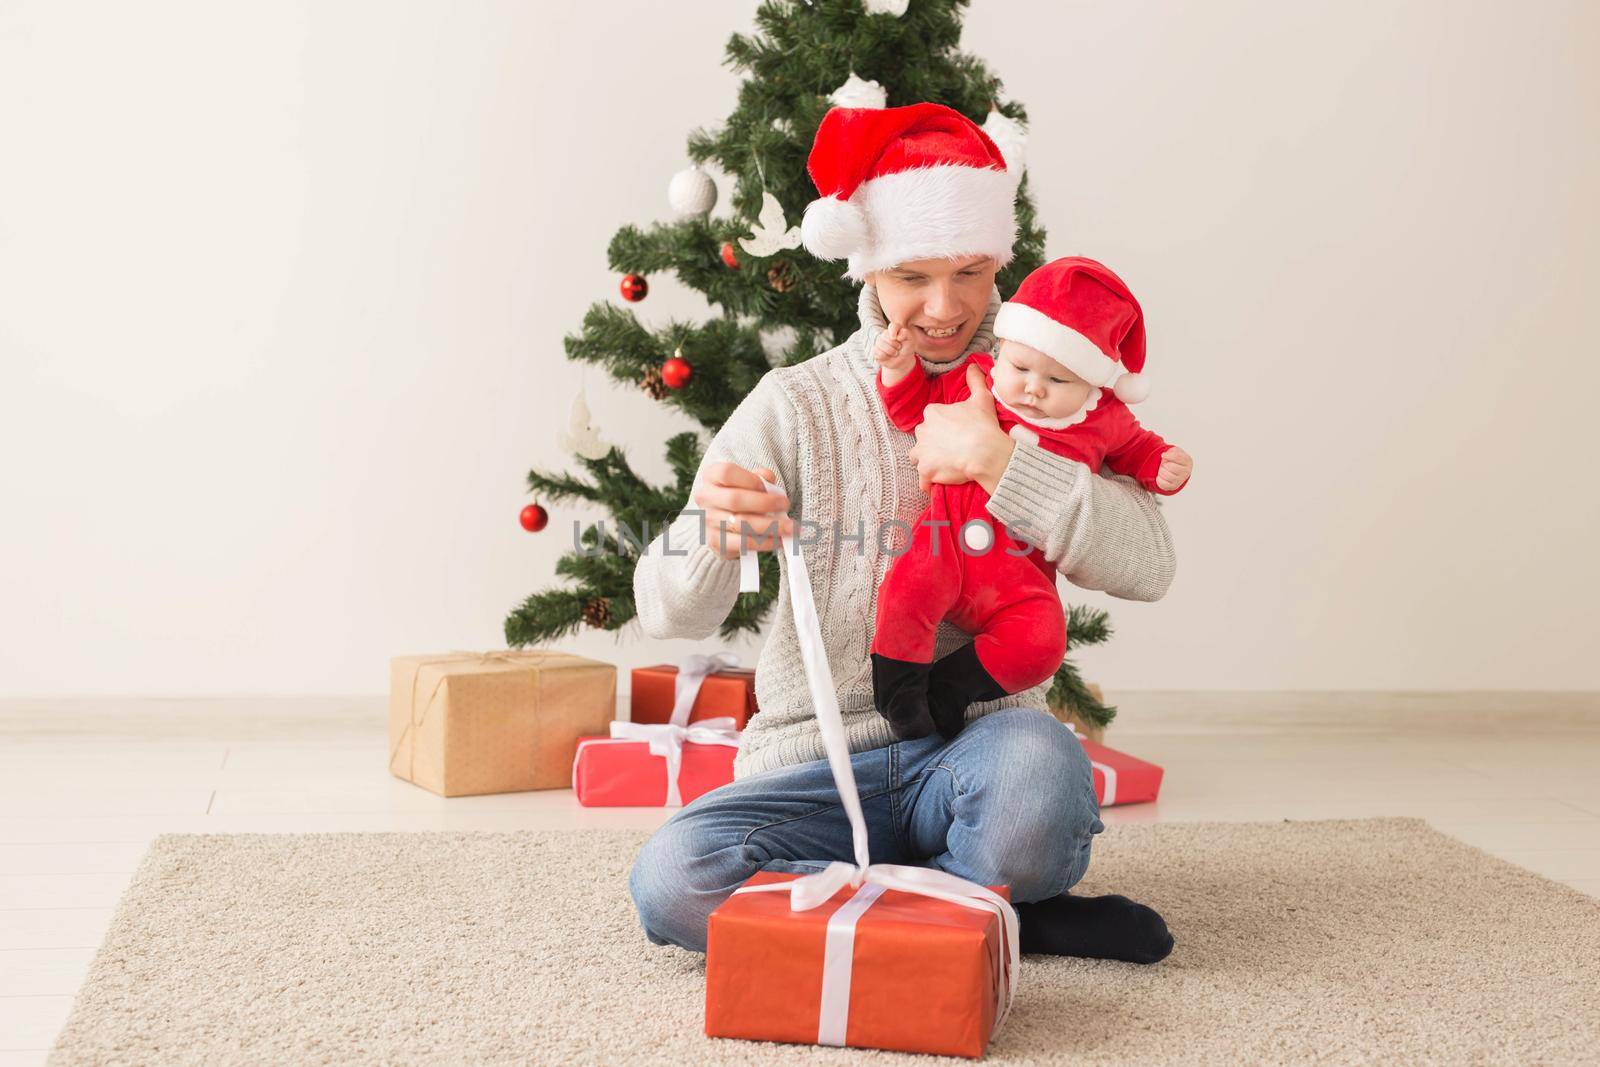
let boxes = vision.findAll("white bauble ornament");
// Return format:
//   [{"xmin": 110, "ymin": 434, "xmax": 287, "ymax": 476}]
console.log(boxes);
[
  {"xmin": 982, "ymin": 110, "xmax": 1029, "ymax": 178},
  {"xmin": 863, "ymin": 0, "xmax": 910, "ymax": 13},
  {"xmin": 829, "ymin": 71, "xmax": 887, "ymax": 110},
  {"xmin": 667, "ymin": 165, "xmax": 717, "ymax": 218}
]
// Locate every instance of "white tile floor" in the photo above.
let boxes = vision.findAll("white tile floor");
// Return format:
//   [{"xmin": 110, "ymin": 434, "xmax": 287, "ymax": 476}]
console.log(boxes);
[{"xmin": 1, "ymin": 696, "xmax": 1597, "ymax": 1062}]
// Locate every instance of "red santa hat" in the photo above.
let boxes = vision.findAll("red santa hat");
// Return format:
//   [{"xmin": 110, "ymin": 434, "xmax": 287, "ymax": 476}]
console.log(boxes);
[
  {"xmin": 993, "ymin": 257, "xmax": 1152, "ymax": 403},
  {"xmin": 801, "ymin": 102, "xmax": 1019, "ymax": 281}
]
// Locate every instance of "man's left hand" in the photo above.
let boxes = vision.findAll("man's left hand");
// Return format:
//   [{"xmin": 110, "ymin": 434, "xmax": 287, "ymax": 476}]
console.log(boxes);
[{"xmin": 908, "ymin": 363, "xmax": 1015, "ymax": 494}]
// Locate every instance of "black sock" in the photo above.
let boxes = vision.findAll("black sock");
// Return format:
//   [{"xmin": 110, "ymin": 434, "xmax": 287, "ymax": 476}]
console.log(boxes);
[
  {"xmin": 1013, "ymin": 893, "xmax": 1174, "ymax": 964},
  {"xmin": 871, "ymin": 653, "xmax": 936, "ymax": 740},
  {"xmin": 926, "ymin": 643, "xmax": 1008, "ymax": 740}
]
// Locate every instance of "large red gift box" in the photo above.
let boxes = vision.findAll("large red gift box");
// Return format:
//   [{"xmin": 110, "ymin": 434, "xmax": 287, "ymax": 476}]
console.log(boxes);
[
  {"xmin": 705, "ymin": 871, "xmax": 1012, "ymax": 1059},
  {"xmin": 1080, "ymin": 736, "xmax": 1164, "ymax": 807},
  {"xmin": 631, "ymin": 663, "xmax": 758, "ymax": 728},
  {"xmin": 571, "ymin": 735, "xmax": 736, "ymax": 807}
]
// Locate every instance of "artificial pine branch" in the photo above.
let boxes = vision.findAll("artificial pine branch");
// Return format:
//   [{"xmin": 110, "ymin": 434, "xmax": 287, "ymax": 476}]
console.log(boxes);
[
  {"xmin": 1048, "ymin": 658, "xmax": 1118, "ymax": 731},
  {"xmin": 504, "ymin": 590, "xmax": 588, "ymax": 646},
  {"xmin": 525, "ymin": 447, "xmax": 682, "ymax": 528},
  {"xmin": 554, "ymin": 544, "xmax": 636, "ymax": 589},
  {"xmin": 664, "ymin": 432, "xmax": 704, "ymax": 496},
  {"xmin": 523, "ymin": 468, "xmax": 605, "ymax": 504},
  {"xmin": 1066, "ymin": 604, "xmax": 1113, "ymax": 648}
]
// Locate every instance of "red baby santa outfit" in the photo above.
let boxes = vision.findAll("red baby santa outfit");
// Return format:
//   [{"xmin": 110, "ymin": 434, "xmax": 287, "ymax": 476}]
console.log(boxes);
[{"xmin": 871, "ymin": 257, "xmax": 1185, "ymax": 699}]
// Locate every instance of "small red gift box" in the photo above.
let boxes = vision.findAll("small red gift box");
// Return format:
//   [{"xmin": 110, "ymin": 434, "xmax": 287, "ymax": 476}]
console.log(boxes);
[
  {"xmin": 631, "ymin": 663, "xmax": 758, "ymax": 728},
  {"xmin": 1081, "ymin": 737, "xmax": 1164, "ymax": 807},
  {"xmin": 571, "ymin": 733, "xmax": 737, "ymax": 807},
  {"xmin": 705, "ymin": 870, "xmax": 1013, "ymax": 1059}
]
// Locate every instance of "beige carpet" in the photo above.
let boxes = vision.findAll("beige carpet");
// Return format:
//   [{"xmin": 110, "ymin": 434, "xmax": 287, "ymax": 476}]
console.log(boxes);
[{"xmin": 49, "ymin": 819, "xmax": 1599, "ymax": 1065}]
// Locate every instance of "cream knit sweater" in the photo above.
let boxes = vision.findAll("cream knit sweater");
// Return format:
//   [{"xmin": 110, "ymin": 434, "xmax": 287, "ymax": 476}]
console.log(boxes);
[{"xmin": 633, "ymin": 283, "xmax": 1177, "ymax": 779}]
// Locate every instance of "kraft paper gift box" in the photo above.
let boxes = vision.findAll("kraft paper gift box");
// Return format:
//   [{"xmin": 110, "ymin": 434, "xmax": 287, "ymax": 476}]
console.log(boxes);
[
  {"xmin": 631, "ymin": 660, "xmax": 758, "ymax": 728},
  {"xmin": 705, "ymin": 871, "xmax": 1015, "ymax": 1059},
  {"xmin": 389, "ymin": 650, "xmax": 615, "ymax": 797},
  {"xmin": 571, "ymin": 729, "xmax": 738, "ymax": 807},
  {"xmin": 1080, "ymin": 735, "xmax": 1164, "ymax": 807}
]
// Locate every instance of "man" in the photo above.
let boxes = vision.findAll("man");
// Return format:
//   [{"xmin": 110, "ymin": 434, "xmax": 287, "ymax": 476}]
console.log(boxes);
[{"xmin": 628, "ymin": 103, "xmax": 1176, "ymax": 963}]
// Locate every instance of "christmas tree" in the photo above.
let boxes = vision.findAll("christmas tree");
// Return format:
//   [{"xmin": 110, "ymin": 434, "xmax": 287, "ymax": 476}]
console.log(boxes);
[{"xmin": 503, "ymin": 0, "xmax": 1117, "ymax": 729}]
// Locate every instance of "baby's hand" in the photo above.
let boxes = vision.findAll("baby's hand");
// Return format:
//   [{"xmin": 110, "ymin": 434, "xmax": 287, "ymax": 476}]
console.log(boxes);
[
  {"xmin": 874, "ymin": 322, "xmax": 916, "ymax": 381},
  {"xmin": 1156, "ymin": 447, "xmax": 1193, "ymax": 492}
]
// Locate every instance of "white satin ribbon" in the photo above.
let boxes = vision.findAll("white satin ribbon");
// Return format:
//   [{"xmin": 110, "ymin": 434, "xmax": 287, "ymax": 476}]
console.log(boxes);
[
  {"xmin": 729, "ymin": 476, "xmax": 1020, "ymax": 1048},
  {"xmin": 605, "ymin": 717, "xmax": 741, "ymax": 807},
  {"xmin": 820, "ymin": 882, "xmax": 884, "ymax": 1045},
  {"xmin": 1097, "ymin": 761, "xmax": 1118, "ymax": 804},
  {"xmin": 668, "ymin": 651, "xmax": 742, "ymax": 728},
  {"xmin": 1068, "ymin": 724, "xmax": 1117, "ymax": 805}
]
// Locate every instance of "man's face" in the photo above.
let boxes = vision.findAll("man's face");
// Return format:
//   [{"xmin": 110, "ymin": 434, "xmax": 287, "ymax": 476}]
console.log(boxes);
[{"xmin": 869, "ymin": 255, "xmax": 998, "ymax": 363}]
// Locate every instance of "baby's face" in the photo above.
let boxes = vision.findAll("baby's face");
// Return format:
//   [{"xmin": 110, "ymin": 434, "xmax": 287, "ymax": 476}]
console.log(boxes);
[{"xmin": 991, "ymin": 340, "xmax": 1095, "ymax": 420}]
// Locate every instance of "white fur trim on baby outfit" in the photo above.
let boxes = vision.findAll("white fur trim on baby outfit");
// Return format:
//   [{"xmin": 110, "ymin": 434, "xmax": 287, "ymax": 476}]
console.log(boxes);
[
  {"xmin": 993, "ymin": 301, "xmax": 1124, "ymax": 388},
  {"xmin": 994, "ymin": 386, "xmax": 1101, "ymax": 431}
]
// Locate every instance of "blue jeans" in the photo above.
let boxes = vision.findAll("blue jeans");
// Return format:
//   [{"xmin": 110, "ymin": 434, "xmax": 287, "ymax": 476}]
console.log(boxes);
[{"xmin": 628, "ymin": 707, "xmax": 1104, "ymax": 952}]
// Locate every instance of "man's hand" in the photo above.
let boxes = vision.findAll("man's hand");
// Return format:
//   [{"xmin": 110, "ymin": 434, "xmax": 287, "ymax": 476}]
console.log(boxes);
[
  {"xmin": 1156, "ymin": 447, "xmax": 1193, "ymax": 492},
  {"xmin": 908, "ymin": 363, "xmax": 1015, "ymax": 494},
  {"xmin": 691, "ymin": 462, "xmax": 794, "ymax": 560},
  {"xmin": 873, "ymin": 321, "xmax": 917, "ymax": 386}
]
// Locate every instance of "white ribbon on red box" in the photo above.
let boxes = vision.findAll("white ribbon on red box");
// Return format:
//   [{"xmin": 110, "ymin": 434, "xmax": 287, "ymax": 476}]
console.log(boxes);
[
  {"xmin": 667, "ymin": 651, "xmax": 743, "ymax": 725},
  {"xmin": 1067, "ymin": 725, "xmax": 1118, "ymax": 805},
  {"xmin": 729, "ymin": 477, "xmax": 1019, "ymax": 1049},
  {"xmin": 574, "ymin": 652, "xmax": 743, "ymax": 807},
  {"xmin": 604, "ymin": 716, "xmax": 740, "ymax": 807}
]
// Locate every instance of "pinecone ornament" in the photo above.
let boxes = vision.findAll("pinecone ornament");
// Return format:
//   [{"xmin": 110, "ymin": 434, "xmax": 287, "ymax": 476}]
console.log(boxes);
[
  {"xmin": 581, "ymin": 596, "xmax": 614, "ymax": 629},
  {"xmin": 640, "ymin": 365, "xmax": 669, "ymax": 400},
  {"xmin": 766, "ymin": 261, "xmax": 796, "ymax": 292}
]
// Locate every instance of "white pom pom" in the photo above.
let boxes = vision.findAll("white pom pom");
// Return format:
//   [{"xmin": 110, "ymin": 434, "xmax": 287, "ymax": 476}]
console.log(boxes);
[
  {"xmin": 801, "ymin": 196, "xmax": 868, "ymax": 260},
  {"xmin": 667, "ymin": 166, "xmax": 717, "ymax": 218},
  {"xmin": 1113, "ymin": 372, "xmax": 1150, "ymax": 404},
  {"xmin": 981, "ymin": 110, "xmax": 1029, "ymax": 178}
]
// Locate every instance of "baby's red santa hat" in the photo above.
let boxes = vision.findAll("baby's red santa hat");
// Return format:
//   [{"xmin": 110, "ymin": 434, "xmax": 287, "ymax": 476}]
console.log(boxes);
[
  {"xmin": 801, "ymin": 102, "xmax": 1019, "ymax": 281},
  {"xmin": 993, "ymin": 257, "xmax": 1153, "ymax": 403}
]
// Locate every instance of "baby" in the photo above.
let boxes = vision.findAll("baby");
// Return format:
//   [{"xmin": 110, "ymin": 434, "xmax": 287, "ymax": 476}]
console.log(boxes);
[{"xmin": 870, "ymin": 256, "xmax": 1192, "ymax": 741}]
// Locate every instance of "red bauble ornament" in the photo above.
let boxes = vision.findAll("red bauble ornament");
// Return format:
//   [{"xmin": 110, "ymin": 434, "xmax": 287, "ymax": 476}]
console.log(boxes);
[
  {"xmin": 661, "ymin": 354, "xmax": 693, "ymax": 390},
  {"xmin": 619, "ymin": 274, "xmax": 648, "ymax": 302},
  {"xmin": 719, "ymin": 241, "xmax": 740, "ymax": 269},
  {"xmin": 519, "ymin": 503, "xmax": 549, "ymax": 532}
]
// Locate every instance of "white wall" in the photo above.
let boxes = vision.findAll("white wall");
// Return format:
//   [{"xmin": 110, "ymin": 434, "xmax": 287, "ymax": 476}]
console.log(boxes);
[{"xmin": 1, "ymin": 0, "xmax": 1596, "ymax": 697}]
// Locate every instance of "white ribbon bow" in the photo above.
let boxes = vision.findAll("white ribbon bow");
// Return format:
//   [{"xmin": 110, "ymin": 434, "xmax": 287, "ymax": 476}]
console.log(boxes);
[
  {"xmin": 580, "ymin": 651, "xmax": 744, "ymax": 808},
  {"xmin": 730, "ymin": 476, "xmax": 1020, "ymax": 1049},
  {"xmin": 669, "ymin": 651, "xmax": 742, "ymax": 728},
  {"xmin": 608, "ymin": 716, "xmax": 741, "ymax": 808}
]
